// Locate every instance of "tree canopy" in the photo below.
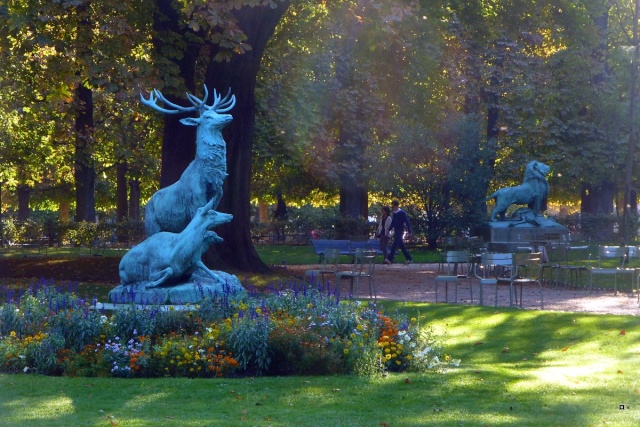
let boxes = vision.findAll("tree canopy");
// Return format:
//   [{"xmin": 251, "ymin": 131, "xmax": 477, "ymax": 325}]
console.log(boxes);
[{"xmin": 2, "ymin": 0, "xmax": 640, "ymax": 258}]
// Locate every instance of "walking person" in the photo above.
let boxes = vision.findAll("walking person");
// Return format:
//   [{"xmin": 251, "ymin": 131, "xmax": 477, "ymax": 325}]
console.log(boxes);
[
  {"xmin": 386, "ymin": 200, "xmax": 413, "ymax": 265},
  {"xmin": 377, "ymin": 206, "xmax": 392, "ymax": 263},
  {"xmin": 272, "ymin": 192, "xmax": 288, "ymax": 241}
]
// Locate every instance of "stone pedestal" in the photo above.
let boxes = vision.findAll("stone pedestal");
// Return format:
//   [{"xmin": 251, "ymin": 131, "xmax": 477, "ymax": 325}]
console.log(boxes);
[
  {"xmin": 473, "ymin": 211, "xmax": 568, "ymax": 252},
  {"xmin": 108, "ymin": 270, "xmax": 246, "ymax": 305}
]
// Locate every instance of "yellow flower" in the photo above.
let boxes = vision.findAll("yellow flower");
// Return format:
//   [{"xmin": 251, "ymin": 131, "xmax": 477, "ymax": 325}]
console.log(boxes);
[
  {"xmin": 445, "ymin": 354, "xmax": 451, "ymax": 362},
  {"xmin": 308, "ymin": 303, "xmax": 313, "ymax": 309},
  {"xmin": 385, "ymin": 348, "xmax": 391, "ymax": 354},
  {"xmin": 350, "ymin": 333, "xmax": 356, "ymax": 339},
  {"xmin": 356, "ymin": 324, "xmax": 364, "ymax": 331},
  {"xmin": 255, "ymin": 308, "xmax": 262, "ymax": 315},
  {"xmin": 411, "ymin": 317, "xmax": 417, "ymax": 323},
  {"xmin": 343, "ymin": 349, "xmax": 350, "ymax": 355},
  {"xmin": 385, "ymin": 354, "xmax": 392, "ymax": 360},
  {"xmin": 10, "ymin": 331, "xmax": 16, "ymax": 338}
]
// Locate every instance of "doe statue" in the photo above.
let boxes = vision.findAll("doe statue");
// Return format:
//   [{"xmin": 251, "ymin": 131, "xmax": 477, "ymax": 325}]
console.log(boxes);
[
  {"xmin": 484, "ymin": 160, "xmax": 551, "ymax": 221},
  {"xmin": 141, "ymin": 85, "xmax": 235, "ymax": 236},
  {"xmin": 118, "ymin": 198, "xmax": 229, "ymax": 289},
  {"xmin": 110, "ymin": 198, "xmax": 243, "ymax": 304}
]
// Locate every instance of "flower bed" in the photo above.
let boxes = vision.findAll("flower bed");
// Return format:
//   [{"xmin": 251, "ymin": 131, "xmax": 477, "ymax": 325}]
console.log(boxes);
[{"xmin": 0, "ymin": 279, "xmax": 458, "ymax": 377}]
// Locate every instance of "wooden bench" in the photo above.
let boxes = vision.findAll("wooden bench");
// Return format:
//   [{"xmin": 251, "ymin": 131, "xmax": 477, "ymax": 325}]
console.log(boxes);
[
  {"xmin": 18, "ymin": 240, "xmax": 48, "ymax": 256},
  {"xmin": 310, "ymin": 239, "xmax": 382, "ymax": 262},
  {"xmin": 310, "ymin": 239, "xmax": 351, "ymax": 262}
]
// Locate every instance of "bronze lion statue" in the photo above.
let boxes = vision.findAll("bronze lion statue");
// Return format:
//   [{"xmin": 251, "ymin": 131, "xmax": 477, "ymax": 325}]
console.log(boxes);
[{"xmin": 484, "ymin": 161, "xmax": 551, "ymax": 221}]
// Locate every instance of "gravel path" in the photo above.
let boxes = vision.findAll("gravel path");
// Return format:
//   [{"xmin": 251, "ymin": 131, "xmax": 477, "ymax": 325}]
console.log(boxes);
[{"xmin": 287, "ymin": 263, "xmax": 640, "ymax": 316}]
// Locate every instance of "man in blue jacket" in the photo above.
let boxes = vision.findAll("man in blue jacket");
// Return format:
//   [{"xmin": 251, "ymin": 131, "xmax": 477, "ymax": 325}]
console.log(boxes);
[{"xmin": 385, "ymin": 200, "xmax": 414, "ymax": 265}]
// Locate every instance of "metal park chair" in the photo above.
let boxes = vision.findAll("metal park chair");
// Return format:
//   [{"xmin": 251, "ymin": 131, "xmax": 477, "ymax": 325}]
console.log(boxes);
[
  {"xmin": 435, "ymin": 250, "xmax": 471, "ymax": 303},
  {"xmin": 335, "ymin": 249, "xmax": 378, "ymax": 299},
  {"xmin": 473, "ymin": 252, "xmax": 513, "ymax": 307},
  {"xmin": 588, "ymin": 246, "xmax": 637, "ymax": 294}
]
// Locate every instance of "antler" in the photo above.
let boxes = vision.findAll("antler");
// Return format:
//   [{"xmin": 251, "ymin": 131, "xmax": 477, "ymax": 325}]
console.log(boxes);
[
  {"xmin": 206, "ymin": 88, "xmax": 236, "ymax": 113},
  {"xmin": 140, "ymin": 85, "xmax": 235, "ymax": 114}
]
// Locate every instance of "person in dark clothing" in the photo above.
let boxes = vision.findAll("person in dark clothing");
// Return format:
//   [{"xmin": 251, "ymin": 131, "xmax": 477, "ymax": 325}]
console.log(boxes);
[
  {"xmin": 386, "ymin": 200, "xmax": 413, "ymax": 264},
  {"xmin": 377, "ymin": 206, "xmax": 392, "ymax": 263},
  {"xmin": 272, "ymin": 192, "xmax": 287, "ymax": 241}
]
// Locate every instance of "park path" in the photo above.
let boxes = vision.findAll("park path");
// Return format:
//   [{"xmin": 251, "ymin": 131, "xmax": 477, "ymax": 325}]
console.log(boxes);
[{"xmin": 286, "ymin": 263, "xmax": 640, "ymax": 316}]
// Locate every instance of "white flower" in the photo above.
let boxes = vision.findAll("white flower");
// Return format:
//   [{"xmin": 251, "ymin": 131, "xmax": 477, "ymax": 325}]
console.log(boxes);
[
  {"xmin": 99, "ymin": 315, "xmax": 108, "ymax": 324},
  {"xmin": 23, "ymin": 367, "xmax": 29, "ymax": 373}
]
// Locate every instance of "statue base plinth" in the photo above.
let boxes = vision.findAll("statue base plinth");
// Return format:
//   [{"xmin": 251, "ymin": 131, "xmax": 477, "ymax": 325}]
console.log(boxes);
[
  {"xmin": 108, "ymin": 270, "xmax": 246, "ymax": 305},
  {"xmin": 473, "ymin": 210, "xmax": 568, "ymax": 252}
]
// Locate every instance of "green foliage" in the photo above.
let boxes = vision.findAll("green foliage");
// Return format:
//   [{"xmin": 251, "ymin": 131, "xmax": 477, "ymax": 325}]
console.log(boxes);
[{"xmin": 229, "ymin": 315, "xmax": 273, "ymax": 376}]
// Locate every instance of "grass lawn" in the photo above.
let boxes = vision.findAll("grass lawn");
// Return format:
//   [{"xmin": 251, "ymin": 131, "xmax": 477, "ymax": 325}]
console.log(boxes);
[
  {"xmin": 255, "ymin": 244, "xmax": 440, "ymax": 265},
  {"xmin": 1, "ymin": 302, "xmax": 639, "ymax": 426}
]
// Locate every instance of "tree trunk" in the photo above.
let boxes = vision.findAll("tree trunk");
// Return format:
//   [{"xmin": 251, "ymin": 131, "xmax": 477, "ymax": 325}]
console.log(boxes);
[
  {"xmin": 581, "ymin": 182, "xmax": 615, "ymax": 214},
  {"xmin": 338, "ymin": 174, "xmax": 368, "ymax": 219},
  {"xmin": 116, "ymin": 161, "xmax": 128, "ymax": 221},
  {"xmin": 59, "ymin": 200, "xmax": 70, "ymax": 222},
  {"xmin": 74, "ymin": 3, "xmax": 96, "ymax": 222},
  {"xmin": 152, "ymin": 0, "xmax": 201, "ymax": 188},
  {"xmin": 129, "ymin": 179, "xmax": 141, "ymax": 220},
  {"xmin": 74, "ymin": 85, "xmax": 96, "ymax": 222},
  {"xmin": 622, "ymin": 0, "xmax": 640, "ymax": 244},
  {"xmin": 0, "ymin": 181, "xmax": 3, "ymax": 246},
  {"xmin": 203, "ymin": 2, "xmax": 290, "ymax": 272},
  {"xmin": 17, "ymin": 185, "xmax": 31, "ymax": 222}
]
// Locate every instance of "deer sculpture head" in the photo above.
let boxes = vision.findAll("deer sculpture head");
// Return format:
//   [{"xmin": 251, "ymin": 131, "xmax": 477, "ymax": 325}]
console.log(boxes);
[{"xmin": 140, "ymin": 85, "xmax": 236, "ymax": 148}]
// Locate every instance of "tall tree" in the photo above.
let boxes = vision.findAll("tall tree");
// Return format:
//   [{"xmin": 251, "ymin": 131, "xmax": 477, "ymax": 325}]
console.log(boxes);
[{"xmin": 204, "ymin": 2, "xmax": 291, "ymax": 272}]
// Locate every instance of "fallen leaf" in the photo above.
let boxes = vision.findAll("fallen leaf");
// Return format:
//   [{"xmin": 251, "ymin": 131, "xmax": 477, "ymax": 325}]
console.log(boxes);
[
  {"xmin": 561, "ymin": 347, "xmax": 568, "ymax": 352},
  {"xmin": 618, "ymin": 370, "xmax": 623, "ymax": 374},
  {"xmin": 474, "ymin": 341, "xmax": 484, "ymax": 346},
  {"xmin": 620, "ymin": 330, "xmax": 626, "ymax": 336},
  {"xmin": 502, "ymin": 347, "xmax": 510, "ymax": 353},
  {"xmin": 405, "ymin": 377, "xmax": 411, "ymax": 384}
]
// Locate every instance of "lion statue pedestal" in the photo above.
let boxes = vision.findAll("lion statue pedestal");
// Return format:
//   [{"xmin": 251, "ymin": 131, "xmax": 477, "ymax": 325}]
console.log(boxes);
[{"xmin": 474, "ymin": 161, "xmax": 569, "ymax": 251}]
